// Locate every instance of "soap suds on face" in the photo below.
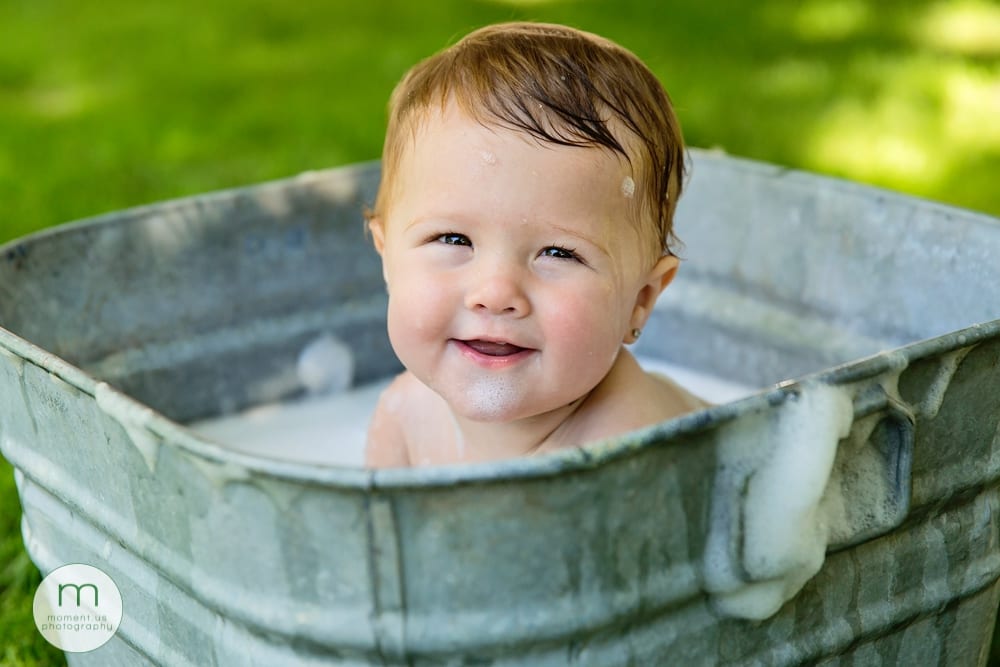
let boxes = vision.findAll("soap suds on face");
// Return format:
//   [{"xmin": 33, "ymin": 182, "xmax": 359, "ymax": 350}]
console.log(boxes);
[
  {"xmin": 703, "ymin": 381, "xmax": 854, "ymax": 620},
  {"xmin": 621, "ymin": 176, "xmax": 635, "ymax": 199},
  {"xmin": 465, "ymin": 374, "xmax": 519, "ymax": 421}
]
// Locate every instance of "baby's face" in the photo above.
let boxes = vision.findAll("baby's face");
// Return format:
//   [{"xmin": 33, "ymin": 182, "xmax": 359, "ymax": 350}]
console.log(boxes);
[{"xmin": 371, "ymin": 104, "xmax": 671, "ymax": 423}]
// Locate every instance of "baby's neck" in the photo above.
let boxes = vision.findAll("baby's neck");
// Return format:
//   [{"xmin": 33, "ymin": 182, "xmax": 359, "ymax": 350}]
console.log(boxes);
[
  {"xmin": 411, "ymin": 349, "xmax": 643, "ymax": 465},
  {"xmin": 440, "ymin": 353, "xmax": 645, "ymax": 463},
  {"xmin": 446, "ymin": 396, "xmax": 589, "ymax": 463}
]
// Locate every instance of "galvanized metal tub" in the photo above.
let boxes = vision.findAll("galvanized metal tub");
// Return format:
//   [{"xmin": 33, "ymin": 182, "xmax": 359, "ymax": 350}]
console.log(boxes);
[{"xmin": 1, "ymin": 150, "xmax": 999, "ymax": 665}]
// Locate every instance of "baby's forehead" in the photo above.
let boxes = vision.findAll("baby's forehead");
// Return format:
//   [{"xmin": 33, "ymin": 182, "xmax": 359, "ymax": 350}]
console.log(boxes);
[
  {"xmin": 405, "ymin": 100, "xmax": 639, "ymax": 160},
  {"xmin": 403, "ymin": 110, "xmax": 634, "ymax": 193}
]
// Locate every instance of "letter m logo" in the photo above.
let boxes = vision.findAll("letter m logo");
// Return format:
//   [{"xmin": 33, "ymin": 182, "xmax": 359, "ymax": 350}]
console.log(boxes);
[{"xmin": 58, "ymin": 582, "xmax": 99, "ymax": 607}]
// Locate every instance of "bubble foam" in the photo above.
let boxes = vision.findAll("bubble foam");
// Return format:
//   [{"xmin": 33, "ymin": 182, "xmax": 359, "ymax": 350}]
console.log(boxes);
[
  {"xmin": 464, "ymin": 373, "xmax": 519, "ymax": 421},
  {"xmin": 704, "ymin": 381, "xmax": 854, "ymax": 620},
  {"xmin": 297, "ymin": 334, "xmax": 354, "ymax": 395}
]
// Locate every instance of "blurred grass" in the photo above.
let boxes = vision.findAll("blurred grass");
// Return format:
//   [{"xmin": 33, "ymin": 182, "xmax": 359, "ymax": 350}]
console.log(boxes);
[
  {"xmin": 0, "ymin": 0, "xmax": 998, "ymax": 664},
  {"xmin": 0, "ymin": 460, "xmax": 64, "ymax": 665}
]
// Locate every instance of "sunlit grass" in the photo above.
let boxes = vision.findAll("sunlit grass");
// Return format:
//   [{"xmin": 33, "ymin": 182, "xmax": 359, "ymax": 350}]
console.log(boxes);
[
  {"xmin": 790, "ymin": 0, "xmax": 871, "ymax": 41},
  {"xmin": 914, "ymin": 0, "xmax": 1000, "ymax": 57},
  {"xmin": 490, "ymin": 0, "xmax": 566, "ymax": 5},
  {"xmin": 24, "ymin": 82, "xmax": 97, "ymax": 120},
  {"xmin": 803, "ymin": 49, "xmax": 1000, "ymax": 208},
  {"xmin": 806, "ymin": 55, "xmax": 944, "ymax": 187},
  {"xmin": 942, "ymin": 66, "xmax": 1000, "ymax": 147},
  {"xmin": 756, "ymin": 59, "xmax": 834, "ymax": 97},
  {"xmin": 0, "ymin": 458, "xmax": 66, "ymax": 666}
]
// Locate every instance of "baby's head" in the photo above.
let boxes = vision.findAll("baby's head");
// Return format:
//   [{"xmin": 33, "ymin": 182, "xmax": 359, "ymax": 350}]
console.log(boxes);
[
  {"xmin": 367, "ymin": 23, "xmax": 689, "ymax": 427},
  {"xmin": 372, "ymin": 21, "xmax": 686, "ymax": 261}
]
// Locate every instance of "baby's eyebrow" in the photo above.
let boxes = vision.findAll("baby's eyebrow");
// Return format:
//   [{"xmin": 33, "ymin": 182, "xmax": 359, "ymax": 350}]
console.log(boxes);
[
  {"xmin": 402, "ymin": 217, "xmax": 426, "ymax": 232},
  {"xmin": 546, "ymin": 223, "xmax": 611, "ymax": 256},
  {"xmin": 402, "ymin": 216, "xmax": 454, "ymax": 232}
]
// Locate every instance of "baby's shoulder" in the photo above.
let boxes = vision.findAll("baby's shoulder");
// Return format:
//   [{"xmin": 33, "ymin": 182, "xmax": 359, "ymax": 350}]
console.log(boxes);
[
  {"xmin": 365, "ymin": 371, "xmax": 420, "ymax": 467},
  {"xmin": 646, "ymin": 371, "xmax": 712, "ymax": 413},
  {"xmin": 560, "ymin": 359, "xmax": 708, "ymax": 449},
  {"xmin": 375, "ymin": 371, "xmax": 423, "ymax": 416},
  {"xmin": 365, "ymin": 371, "xmax": 450, "ymax": 467}
]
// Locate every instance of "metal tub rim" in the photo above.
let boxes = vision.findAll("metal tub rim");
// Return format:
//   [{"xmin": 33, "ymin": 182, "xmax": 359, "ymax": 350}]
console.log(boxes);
[{"xmin": 3, "ymin": 309, "xmax": 998, "ymax": 490}]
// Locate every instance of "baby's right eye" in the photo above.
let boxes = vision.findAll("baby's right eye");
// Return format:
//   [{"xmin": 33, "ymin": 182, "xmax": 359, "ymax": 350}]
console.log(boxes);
[{"xmin": 437, "ymin": 233, "xmax": 471, "ymax": 247}]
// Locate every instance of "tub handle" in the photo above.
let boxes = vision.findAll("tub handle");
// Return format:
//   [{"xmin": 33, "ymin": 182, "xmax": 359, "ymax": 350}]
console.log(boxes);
[
  {"xmin": 703, "ymin": 381, "xmax": 915, "ymax": 620},
  {"xmin": 825, "ymin": 386, "xmax": 915, "ymax": 550}
]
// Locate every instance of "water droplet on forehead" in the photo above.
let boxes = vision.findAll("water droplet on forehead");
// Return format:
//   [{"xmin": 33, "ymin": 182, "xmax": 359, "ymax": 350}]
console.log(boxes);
[{"xmin": 621, "ymin": 176, "xmax": 636, "ymax": 198}]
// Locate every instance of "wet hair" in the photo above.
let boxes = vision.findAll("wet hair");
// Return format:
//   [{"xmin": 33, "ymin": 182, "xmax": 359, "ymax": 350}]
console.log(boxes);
[{"xmin": 373, "ymin": 21, "xmax": 686, "ymax": 258}]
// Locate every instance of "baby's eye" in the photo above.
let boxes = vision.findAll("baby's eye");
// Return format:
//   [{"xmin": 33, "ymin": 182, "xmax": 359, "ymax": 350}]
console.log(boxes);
[
  {"xmin": 437, "ymin": 233, "xmax": 471, "ymax": 247},
  {"xmin": 539, "ymin": 246, "xmax": 579, "ymax": 261}
]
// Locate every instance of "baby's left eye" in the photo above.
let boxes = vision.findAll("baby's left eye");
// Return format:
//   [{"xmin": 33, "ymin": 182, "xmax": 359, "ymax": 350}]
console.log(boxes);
[{"xmin": 539, "ymin": 246, "xmax": 579, "ymax": 261}]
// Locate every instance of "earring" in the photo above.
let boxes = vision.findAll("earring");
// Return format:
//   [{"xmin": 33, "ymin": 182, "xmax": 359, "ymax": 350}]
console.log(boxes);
[{"xmin": 631, "ymin": 328, "xmax": 642, "ymax": 340}]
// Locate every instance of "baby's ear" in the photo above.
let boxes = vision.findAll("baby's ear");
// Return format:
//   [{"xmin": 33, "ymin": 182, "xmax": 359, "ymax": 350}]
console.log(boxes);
[
  {"xmin": 648, "ymin": 254, "xmax": 679, "ymax": 295},
  {"xmin": 631, "ymin": 254, "xmax": 679, "ymax": 329},
  {"xmin": 368, "ymin": 216, "xmax": 386, "ymax": 255},
  {"xmin": 367, "ymin": 216, "xmax": 391, "ymax": 289}
]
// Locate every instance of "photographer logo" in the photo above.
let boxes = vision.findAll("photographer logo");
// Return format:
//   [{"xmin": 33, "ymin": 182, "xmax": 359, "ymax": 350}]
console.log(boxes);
[{"xmin": 33, "ymin": 563, "xmax": 123, "ymax": 652}]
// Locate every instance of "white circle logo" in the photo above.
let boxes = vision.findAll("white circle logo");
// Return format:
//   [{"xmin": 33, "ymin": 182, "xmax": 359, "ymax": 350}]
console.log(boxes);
[{"xmin": 33, "ymin": 563, "xmax": 123, "ymax": 652}]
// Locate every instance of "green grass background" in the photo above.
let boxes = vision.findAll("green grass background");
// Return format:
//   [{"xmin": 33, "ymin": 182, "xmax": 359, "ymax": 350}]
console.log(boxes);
[{"xmin": 1, "ymin": 0, "xmax": 999, "ymax": 663}]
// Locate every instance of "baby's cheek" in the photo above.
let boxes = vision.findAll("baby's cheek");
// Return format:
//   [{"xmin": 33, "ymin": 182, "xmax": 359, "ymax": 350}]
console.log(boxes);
[
  {"xmin": 408, "ymin": 292, "xmax": 449, "ymax": 335},
  {"xmin": 409, "ymin": 314, "xmax": 437, "ymax": 337},
  {"xmin": 571, "ymin": 284, "xmax": 626, "ymax": 326},
  {"xmin": 550, "ymin": 294, "xmax": 621, "ymax": 349}
]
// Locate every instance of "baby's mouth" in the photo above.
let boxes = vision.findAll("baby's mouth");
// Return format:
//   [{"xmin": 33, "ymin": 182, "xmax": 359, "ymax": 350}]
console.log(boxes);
[{"xmin": 460, "ymin": 339, "xmax": 529, "ymax": 357}]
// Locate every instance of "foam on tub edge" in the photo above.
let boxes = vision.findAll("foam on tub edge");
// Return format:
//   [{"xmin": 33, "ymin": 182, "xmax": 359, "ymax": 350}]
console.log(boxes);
[{"xmin": 703, "ymin": 381, "xmax": 854, "ymax": 620}]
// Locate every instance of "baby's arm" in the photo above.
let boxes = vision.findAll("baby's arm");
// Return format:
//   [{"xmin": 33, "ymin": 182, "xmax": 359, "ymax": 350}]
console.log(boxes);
[{"xmin": 364, "ymin": 374, "xmax": 412, "ymax": 468}]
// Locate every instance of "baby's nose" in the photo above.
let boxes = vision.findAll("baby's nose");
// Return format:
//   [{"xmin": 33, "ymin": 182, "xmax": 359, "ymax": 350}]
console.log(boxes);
[{"xmin": 464, "ymin": 265, "xmax": 531, "ymax": 317}]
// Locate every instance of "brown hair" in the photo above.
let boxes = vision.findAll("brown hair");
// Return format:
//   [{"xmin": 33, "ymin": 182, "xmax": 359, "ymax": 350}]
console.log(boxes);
[{"xmin": 373, "ymin": 22, "xmax": 686, "ymax": 258}]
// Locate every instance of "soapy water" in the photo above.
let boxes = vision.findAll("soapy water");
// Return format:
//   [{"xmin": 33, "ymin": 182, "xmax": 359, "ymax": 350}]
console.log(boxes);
[{"xmin": 189, "ymin": 355, "xmax": 756, "ymax": 466}]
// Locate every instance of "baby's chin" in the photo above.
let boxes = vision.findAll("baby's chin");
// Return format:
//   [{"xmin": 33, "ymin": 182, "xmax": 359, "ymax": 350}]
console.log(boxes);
[
  {"xmin": 436, "ymin": 375, "xmax": 595, "ymax": 426},
  {"xmin": 441, "ymin": 374, "xmax": 524, "ymax": 422}
]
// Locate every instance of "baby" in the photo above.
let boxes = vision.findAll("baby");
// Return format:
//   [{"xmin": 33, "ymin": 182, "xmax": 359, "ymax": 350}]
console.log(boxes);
[{"xmin": 365, "ymin": 22, "xmax": 706, "ymax": 467}]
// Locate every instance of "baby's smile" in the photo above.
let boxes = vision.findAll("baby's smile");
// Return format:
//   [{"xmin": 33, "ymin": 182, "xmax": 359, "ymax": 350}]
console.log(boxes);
[
  {"xmin": 460, "ymin": 339, "xmax": 529, "ymax": 356},
  {"xmin": 452, "ymin": 338, "xmax": 535, "ymax": 369}
]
